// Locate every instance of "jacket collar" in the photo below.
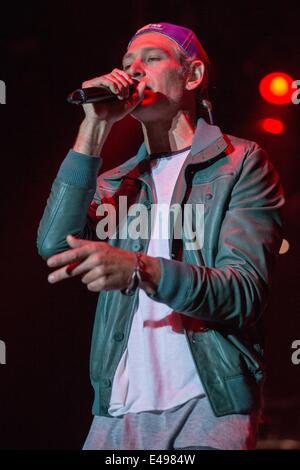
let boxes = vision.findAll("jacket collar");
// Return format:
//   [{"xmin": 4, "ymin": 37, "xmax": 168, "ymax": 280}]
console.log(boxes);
[{"xmin": 103, "ymin": 117, "xmax": 229, "ymax": 182}]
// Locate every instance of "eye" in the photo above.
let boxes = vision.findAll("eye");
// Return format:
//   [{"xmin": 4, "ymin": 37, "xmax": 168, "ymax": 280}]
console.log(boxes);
[
  {"xmin": 123, "ymin": 64, "xmax": 131, "ymax": 71},
  {"xmin": 147, "ymin": 57, "xmax": 161, "ymax": 62}
]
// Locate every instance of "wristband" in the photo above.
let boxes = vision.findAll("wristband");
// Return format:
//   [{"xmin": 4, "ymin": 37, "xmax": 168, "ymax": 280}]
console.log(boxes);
[{"xmin": 121, "ymin": 252, "xmax": 143, "ymax": 296}]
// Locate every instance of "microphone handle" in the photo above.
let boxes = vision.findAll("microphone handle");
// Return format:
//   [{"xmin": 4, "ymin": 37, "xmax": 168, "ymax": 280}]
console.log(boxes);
[{"xmin": 67, "ymin": 81, "xmax": 138, "ymax": 105}]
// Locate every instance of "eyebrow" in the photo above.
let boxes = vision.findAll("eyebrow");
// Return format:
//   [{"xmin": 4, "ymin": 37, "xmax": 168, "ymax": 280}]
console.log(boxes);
[{"xmin": 122, "ymin": 47, "xmax": 168, "ymax": 63}]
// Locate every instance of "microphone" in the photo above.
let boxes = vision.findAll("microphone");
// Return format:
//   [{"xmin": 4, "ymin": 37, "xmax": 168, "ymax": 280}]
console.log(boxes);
[{"xmin": 67, "ymin": 78, "xmax": 139, "ymax": 105}]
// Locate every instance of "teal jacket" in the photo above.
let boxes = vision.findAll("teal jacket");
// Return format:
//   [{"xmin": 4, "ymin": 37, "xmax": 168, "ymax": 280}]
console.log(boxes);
[{"xmin": 37, "ymin": 118, "xmax": 285, "ymax": 417}]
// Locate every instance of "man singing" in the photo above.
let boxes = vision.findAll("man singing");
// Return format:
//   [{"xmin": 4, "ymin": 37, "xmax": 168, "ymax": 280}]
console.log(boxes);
[{"xmin": 37, "ymin": 22, "xmax": 285, "ymax": 450}]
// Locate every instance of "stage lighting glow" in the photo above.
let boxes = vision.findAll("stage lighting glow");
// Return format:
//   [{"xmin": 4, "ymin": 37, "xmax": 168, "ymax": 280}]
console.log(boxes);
[
  {"xmin": 259, "ymin": 72, "xmax": 294, "ymax": 104},
  {"xmin": 270, "ymin": 76, "xmax": 289, "ymax": 96},
  {"xmin": 279, "ymin": 239, "xmax": 290, "ymax": 254},
  {"xmin": 259, "ymin": 118, "xmax": 285, "ymax": 134}
]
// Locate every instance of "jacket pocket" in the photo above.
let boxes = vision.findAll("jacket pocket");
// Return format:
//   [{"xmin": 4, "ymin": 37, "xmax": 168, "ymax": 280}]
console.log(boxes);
[
  {"xmin": 213, "ymin": 330, "xmax": 264, "ymax": 381},
  {"xmin": 224, "ymin": 374, "xmax": 259, "ymax": 413},
  {"xmin": 192, "ymin": 172, "xmax": 234, "ymax": 185}
]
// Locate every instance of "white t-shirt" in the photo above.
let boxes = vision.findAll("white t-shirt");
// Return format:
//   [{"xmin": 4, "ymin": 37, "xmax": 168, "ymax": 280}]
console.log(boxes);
[{"xmin": 109, "ymin": 148, "xmax": 205, "ymax": 416}]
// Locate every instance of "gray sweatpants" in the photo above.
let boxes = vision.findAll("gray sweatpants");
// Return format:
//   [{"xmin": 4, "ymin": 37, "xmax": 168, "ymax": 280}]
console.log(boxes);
[{"xmin": 83, "ymin": 395, "xmax": 259, "ymax": 450}]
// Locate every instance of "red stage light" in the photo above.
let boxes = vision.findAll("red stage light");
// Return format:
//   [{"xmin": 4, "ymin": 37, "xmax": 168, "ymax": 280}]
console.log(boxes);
[
  {"xmin": 259, "ymin": 118, "xmax": 285, "ymax": 134},
  {"xmin": 259, "ymin": 72, "xmax": 294, "ymax": 104}
]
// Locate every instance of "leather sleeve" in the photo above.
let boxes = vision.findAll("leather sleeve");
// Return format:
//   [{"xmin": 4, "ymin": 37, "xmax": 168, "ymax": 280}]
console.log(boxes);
[{"xmin": 36, "ymin": 150, "xmax": 103, "ymax": 259}]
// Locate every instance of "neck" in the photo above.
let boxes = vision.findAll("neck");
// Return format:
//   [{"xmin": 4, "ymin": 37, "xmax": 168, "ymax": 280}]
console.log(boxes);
[{"xmin": 141, "ymin": 110, "xmax": 197, "ymax": 155}]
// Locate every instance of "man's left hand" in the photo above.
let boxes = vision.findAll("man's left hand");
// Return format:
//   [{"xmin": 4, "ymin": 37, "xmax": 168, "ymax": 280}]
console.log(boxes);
[{"xmin": 47, "ymin": 234, "xmax": 136, "ymax": 292}]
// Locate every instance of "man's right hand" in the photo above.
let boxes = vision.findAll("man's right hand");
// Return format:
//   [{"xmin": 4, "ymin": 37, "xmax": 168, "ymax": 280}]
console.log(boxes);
[{"xmin": 81, "ymin": 69, "xmax": 146, "ymax": 124}]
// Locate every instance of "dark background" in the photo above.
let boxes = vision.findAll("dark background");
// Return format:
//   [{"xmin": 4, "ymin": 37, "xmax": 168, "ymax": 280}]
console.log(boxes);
[{"xmin": 0, "ymin": 0, "xmax": 299, "ymax": 449}]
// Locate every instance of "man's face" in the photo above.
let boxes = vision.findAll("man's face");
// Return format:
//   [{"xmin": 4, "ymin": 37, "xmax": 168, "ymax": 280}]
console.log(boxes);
[{"xmin": 122, "ymin": 33, "xmax": 188, "ymax": 122}]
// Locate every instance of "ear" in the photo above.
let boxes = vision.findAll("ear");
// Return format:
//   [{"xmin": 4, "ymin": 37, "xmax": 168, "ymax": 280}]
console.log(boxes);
[{"xmin": 185, "ymin": 60, "xmax": 205, "ymax": 91}]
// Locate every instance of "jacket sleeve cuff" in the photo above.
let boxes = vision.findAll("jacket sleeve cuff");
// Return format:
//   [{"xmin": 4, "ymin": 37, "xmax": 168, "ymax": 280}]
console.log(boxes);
[
  {"xmin": 146, "ymin": 257, "xmax": 195, "ymax": 311},
  {"xmin": 57, "ymin": 149, "xmax": 103, "ymax": 188}
]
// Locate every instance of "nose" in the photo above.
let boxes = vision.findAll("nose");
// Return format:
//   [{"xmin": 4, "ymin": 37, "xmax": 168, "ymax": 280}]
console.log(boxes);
[{"xmin": 128, "ymin": 58, "xmax": 145, "ymax": 80}]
